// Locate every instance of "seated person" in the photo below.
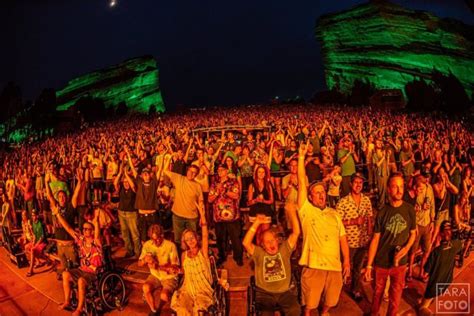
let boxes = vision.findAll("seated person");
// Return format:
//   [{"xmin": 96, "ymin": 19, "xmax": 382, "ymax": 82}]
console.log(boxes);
[
  {"xmin": 18, "ymin": 210, "xmax": 34, "ymax": 249},
  {"xmin": 54, "ymin": 208, "xmax": 103, "ymax": 316},
  {"xmin": 419, "ymin": 221, "xmax": 462, "ymax": 313},
  {"xmin": 242, "ymin": 206, "xmax": 301, "ymax": 316},
  {"xmin": 139, "ymin": 224, "xmax": 180, "ymax": 316},
  {"xmin": 26, "ymin": 210, "xmax": 51, "ymax": 277},
  {"xmin": 171, "ymin": 203, "xmax": 214, "ymax": 315}
]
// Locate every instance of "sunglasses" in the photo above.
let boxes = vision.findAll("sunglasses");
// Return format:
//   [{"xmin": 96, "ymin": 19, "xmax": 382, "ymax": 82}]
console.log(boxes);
[{"xmin": 83, "ymin": 227, "xmax": 93, "ymax": 232}]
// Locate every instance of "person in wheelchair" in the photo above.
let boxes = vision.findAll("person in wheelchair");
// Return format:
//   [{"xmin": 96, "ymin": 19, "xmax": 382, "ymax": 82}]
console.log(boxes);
[
  {"xmin": 171, "ymin": 203, "xmax": 214, "ymax": 315},
  {"xmin": 139, "ymin": 224, "xmax": 180, "ymax": 316},
  {"xmin": 242, "ymin": 205, "xmax": 301, "ymax": 316},
  {"xmin": 53, "ymin": 207, "xmax": 103, "ymax": 316},
  {"xmin": 453, "ymin": 193, "xmax": 472, "ymax": 260}
]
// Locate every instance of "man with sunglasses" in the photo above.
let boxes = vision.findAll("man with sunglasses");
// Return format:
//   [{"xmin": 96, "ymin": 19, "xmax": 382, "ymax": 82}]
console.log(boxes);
[{"xmin": 54, "ymin": 207, "xmax": 103, "ymax": 316}]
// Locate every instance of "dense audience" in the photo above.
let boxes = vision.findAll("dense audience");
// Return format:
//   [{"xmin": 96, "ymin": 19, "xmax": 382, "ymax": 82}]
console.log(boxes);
[{"xmin": 0, "ymin": 103, "xmax": 473, "ymax": 316}]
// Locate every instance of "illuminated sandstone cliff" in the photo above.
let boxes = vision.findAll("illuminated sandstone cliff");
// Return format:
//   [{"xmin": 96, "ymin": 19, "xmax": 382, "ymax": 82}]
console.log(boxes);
[{"xmin": 316, "ymin": 1, "xmax": 474, "ymax": 96}]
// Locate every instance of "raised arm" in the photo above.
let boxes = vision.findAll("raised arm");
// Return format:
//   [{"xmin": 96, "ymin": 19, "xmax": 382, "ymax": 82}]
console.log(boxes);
[
  {"xmin": 297, "ymin": 141, "xmax": 309, "ymax": 209},
  {"xmin": 196, "ymin": 202, "xmax": 208, "ymax": 259},
  {"xmin": 124, "ymin": 147, "xmax": 137, "ymax": 178},
  {"xmin": 92, "ymin": 210, "xmax": 102, "ymax": 246},
  {"xmin": 242, "ymin": 215, "xmax": 264, "ymax": 256},
  {"xmin": 286, "ymin": 205, "xmax": 300, "ymax": 249},
  {"xmin": 71, "ymin": 169, "xmax": 83, "ymax": 209}
]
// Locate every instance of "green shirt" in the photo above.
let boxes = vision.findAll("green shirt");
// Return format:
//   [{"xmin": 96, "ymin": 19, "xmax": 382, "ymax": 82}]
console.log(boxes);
[
  {"xmin": 31, "ymin": 220, "xmax": 45, "ymax": 242},
  {"xmin": 337, "ymin": 149, "xmax": 355, "ymax": 176}
]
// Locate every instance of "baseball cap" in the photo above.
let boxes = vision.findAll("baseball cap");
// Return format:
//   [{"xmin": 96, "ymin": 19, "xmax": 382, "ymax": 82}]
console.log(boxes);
[{"xmin": 351, "ymin": 172, "xmax": 366, "ymax": 182}]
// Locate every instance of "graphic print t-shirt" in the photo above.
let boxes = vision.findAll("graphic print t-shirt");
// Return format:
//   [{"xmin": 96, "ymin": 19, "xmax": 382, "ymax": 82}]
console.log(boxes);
[
  {"xmin": 252, "ymin": 240, "xmax": 293, "ymax": 293},
  {"xmin": 374, "ymin": 201, "xmax": 416, "ymax": 268}
]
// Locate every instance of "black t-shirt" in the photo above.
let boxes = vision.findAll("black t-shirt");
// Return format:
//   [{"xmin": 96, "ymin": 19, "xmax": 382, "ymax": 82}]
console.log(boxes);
[
  {"xmin": 134, "ymin": 177, "xmax": 159, "ymax": 210},
  {"xmin": 424, "ymin": 240, "xmax": 462, "ymax": 299},
  {"xmin": 54, "ymin": 203, "xmax": 77, "ymax": 241},
  {"xmin": 374, "ymin": 201, "xmax": 416, "ymax": 268},
  {"xmin": 305, "ymin": 158, "xmax": 322, "ymax": 183},
  {"xmin": 118, "ymin": 184, "xmax": 136, "ymax": 212}
]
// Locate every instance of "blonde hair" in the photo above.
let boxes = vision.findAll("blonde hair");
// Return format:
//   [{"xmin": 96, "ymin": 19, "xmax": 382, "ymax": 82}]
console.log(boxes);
[{"xmin": 180, "ymin": 229, "xmax": 200, "ymax": 251}]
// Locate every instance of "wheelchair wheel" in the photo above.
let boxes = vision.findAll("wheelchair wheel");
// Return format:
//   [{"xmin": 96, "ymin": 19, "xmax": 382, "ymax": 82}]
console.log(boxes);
[{"xmin": 99, "ymin": 272, "xmax": 126, "ymax": 310}]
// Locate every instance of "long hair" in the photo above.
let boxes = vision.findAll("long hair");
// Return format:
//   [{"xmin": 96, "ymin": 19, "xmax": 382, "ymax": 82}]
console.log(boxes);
[
  {"xmin": 180, "ymin": 228, "xmax": 201, "ymax": 251},
  {"xmin": 224, "ymin": 156, "xmax": 239, "ymax": 176},
  {"xmin": 253, "ymin": 164, "xmax": 271, "ymax": 190}
]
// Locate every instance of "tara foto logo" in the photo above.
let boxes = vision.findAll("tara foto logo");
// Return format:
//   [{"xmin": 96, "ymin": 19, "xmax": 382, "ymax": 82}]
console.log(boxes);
[{"xmin": 436, "ymin": 283, "xmax": 470, "ymax": 314}]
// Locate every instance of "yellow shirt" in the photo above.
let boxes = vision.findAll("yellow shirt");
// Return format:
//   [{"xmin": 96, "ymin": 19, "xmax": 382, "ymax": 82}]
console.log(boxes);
[
  {"xmin": 298, "ymin": 199, "xmax": 345, "ymax": 271},
  {"xmin": 139, "ymin": 239, "xmax": 179, "ymax": 280}
]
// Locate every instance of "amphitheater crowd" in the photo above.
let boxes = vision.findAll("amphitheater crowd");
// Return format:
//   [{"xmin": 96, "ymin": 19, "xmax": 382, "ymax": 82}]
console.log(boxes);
[{"xmin": 0, "ymin": 104, "xmax": 473, "ymax": 316}]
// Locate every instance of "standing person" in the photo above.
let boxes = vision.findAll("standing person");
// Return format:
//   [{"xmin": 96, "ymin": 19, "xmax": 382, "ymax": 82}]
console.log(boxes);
[
  {"xmin": 46, "ymin": 175, "xmax": 78, "ymax": 279},
  {"xmin": 336, "ymin": 172, "xmax": 373, "ymax": 301},
  {"xmin": 418, "ymin": 221, "xmax": 463, "ymax": 314},
  {"xmin": 337, "ymin": 137, "xmax": 359, "ymax": 198},
  {"xmin": 139, "ymin": 224, "xmax": 180, "ymax": 316},
  {"xmin": 373, "ymin": 139, "xmax": 391, "ymax": 209},
  {"xmin": 56, "ymin": 210, "xmax": 103, "ymax": 316},
  {"xmin": 163, "ymin": 154, "xmax": 204, "ymax": 248},
  {"xmin": 247, "ymin": 165, "xmax": 274, "ymax": 246},
  {"xmin": 324, "ymin": 165, "xmax": 342, "ymax": 208},
  {"xmin": 242, "ymin": 206, "xmax": 301, "ymax": 316},
  {"xmin": 208, "ymin": 164, "xmax": 243, "ymax": 266},
  {"xmin": 125, "ymin": 148, "xmax": 160, "ymax": 244},
  {"xmin": 297, "ymin": 141, "xmax": 351, "ymax": 316},
  {"xmin": 281, "ymin": 158, "xmax": 307, "ymax": 231},
  {"xmin": 364, "ymin": 173, "xmax": 417, "ymax": 316},
  {"xmin": 400, "ymin": 140, "xmax": 415, "ymax": 182},
  {"xmin": 114, "ymin": 163, "xmax": 140, "ymax": 258},
  {"xmin": 432, "ymin": 168, "xmax": 459, "ymax": 245},
  {"xmin": 171, "ymin": 203, "xmax": 214, "ymax": 315},
  {"xmin": 406, "ymin": 175, "xmax": 435, "ymax": 282}
]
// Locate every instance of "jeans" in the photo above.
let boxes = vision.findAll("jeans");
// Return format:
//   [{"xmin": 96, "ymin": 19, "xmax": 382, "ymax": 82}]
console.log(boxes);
[
  {"xmin": 118, "ymin": 211, "xmax": 141, "ymax": 256},
  {"xmin": 172, "ymin": 214, "xmax": 198, "ymax": 245},
  {"xmin": 371, "ymin": 265, "xmax": 407, "ymax": 316},
  {"xmin": 138, "ymin": 212, "xmax": 159, "ymax": 243},
  {"xmin": 215, "ymin": 220, "xmax": 243, "ymax": 262},
  {"xmin": 255, "ymin": 287, "xmax": 301, "ymax": 316},
  {"xmin": 349, "ymin": 247, "xmax": 367, "ymax": 294}
]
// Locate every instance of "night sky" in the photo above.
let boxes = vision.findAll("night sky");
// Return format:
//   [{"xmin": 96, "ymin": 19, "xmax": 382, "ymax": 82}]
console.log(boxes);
[{"xmin": 3, "ymin": 0, "xmax": 473, "ymax": 109}]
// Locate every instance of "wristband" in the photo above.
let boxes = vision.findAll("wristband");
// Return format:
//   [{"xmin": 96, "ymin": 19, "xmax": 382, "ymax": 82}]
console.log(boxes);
[
  {"xmin": 249, "ymin": 227, "xmax": 257, "ymax": 233},
  {"xmin": 366, "ymin": 265, "xmax": 373, "ymax": 269}
]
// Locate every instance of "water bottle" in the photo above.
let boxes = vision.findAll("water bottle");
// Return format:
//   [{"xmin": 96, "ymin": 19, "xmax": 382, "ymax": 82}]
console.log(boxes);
[{"xmin": 394, "ymin": 246, "xmax": 401, "ymax": 267}]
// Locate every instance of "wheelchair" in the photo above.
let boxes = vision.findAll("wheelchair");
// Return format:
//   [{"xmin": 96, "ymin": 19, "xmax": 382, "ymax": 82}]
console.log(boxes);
[
  {"xmin": 69, "ymin": 246, "xmax": 126, "ymax": 315},
  {"xmin": 206, "ymin": 255, "xmax": 228, "ymax": 316},
  {"xmin": 247, "ymin": 265, "xmax": 301, "ymax": 316},
  {"xmin": 170, "ymin": 255, "xmax": 228, "ymax": 316}
]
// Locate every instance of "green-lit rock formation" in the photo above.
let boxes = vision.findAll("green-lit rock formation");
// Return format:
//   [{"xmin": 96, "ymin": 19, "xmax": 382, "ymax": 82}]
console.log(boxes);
[
  {"xmin": 56, "ymin": 56, "xmax": 165, "ymax": 113},
  {"xmin": 316, "ymin": 1, "xmax": 474, "ymax": 96}
]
